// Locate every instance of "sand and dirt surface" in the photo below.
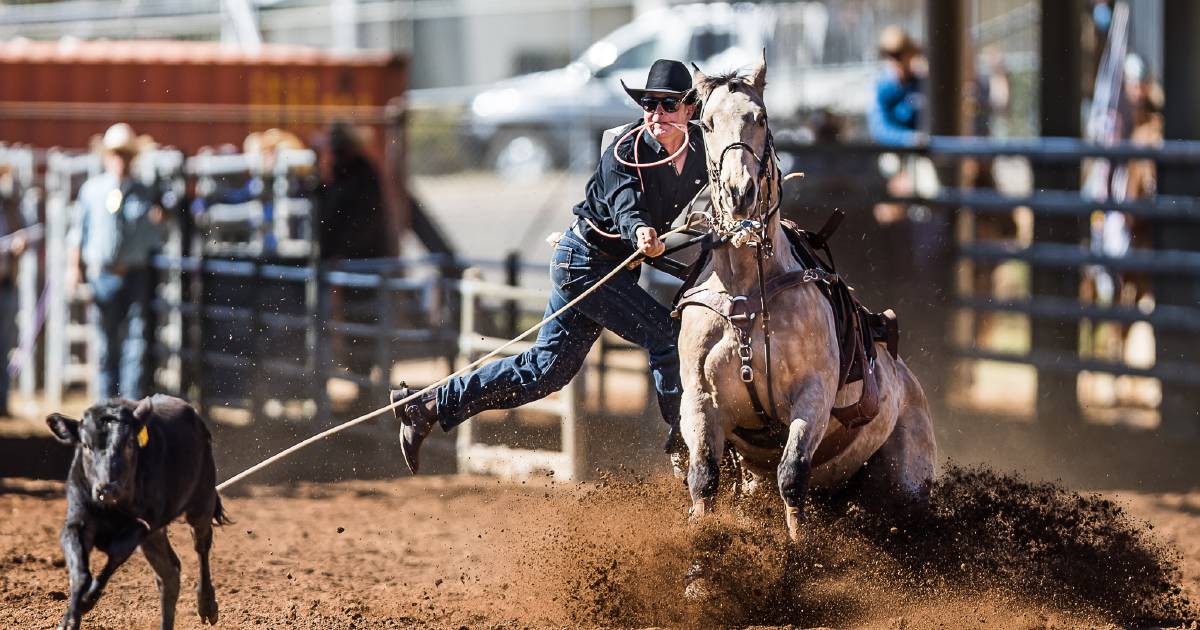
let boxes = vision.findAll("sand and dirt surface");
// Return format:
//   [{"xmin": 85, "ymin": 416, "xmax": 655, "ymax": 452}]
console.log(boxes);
[{"xmin": 2, "ymin": 467, "xmax": 1198, "ymax": 630}]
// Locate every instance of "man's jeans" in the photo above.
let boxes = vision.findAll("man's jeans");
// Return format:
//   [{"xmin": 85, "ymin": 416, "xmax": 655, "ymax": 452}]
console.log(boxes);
[
  {"xmin": 90, "ymin": 268, "xmax": 152, "ymax": 400},
  {"xmin": 437, "ymin": 231, "xmax": 682, "ymax": 431}
]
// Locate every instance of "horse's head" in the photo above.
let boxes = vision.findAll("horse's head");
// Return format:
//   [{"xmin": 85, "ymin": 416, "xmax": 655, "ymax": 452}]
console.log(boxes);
[{"xmin": 692, "ymin": 54, "xmax": 772, "ymax": 223}]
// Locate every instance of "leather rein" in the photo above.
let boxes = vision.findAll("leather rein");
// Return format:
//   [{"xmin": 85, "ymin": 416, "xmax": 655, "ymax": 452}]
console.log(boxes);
[{"xmin": 686, "ymin": 122, "xmax": 793, "ymax": 426}]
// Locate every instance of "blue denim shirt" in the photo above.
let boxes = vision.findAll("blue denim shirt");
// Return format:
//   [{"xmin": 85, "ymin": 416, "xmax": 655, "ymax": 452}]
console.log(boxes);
[{"xmin": 67, "ymin": 173, "xmax": 163, "ymax": 279}]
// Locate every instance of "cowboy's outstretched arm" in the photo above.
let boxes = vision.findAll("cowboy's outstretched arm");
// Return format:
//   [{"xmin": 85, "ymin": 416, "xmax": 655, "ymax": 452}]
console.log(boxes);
[{"xmin": 601, "ymin": 143, "xmax": 652, "ymax": 246}]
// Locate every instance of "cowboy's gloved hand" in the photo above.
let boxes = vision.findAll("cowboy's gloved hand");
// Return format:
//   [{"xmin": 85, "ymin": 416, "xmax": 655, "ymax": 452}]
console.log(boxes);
[{"xmin": 636, "ymin": 226, "xmax": 665, "ymax": 258}]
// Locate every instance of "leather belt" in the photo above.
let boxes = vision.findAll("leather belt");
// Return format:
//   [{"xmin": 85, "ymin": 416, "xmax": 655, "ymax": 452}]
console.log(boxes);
[
  {"xmin": 570, "ymin": 220, "xmax": 588, "ymax": 242},
  {"xmin": 568, "ymin": 219, "xmax": 624, "ymax": 259}
]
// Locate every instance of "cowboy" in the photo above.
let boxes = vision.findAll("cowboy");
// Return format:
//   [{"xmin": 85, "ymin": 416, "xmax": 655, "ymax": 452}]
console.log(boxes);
[
  {"xmin": 389, "ymin": 59, "xmax": 707, "ymax": 473},
  {"xmin": 66, "ymin": 123, "xmax": 165, "ymax": 399}
]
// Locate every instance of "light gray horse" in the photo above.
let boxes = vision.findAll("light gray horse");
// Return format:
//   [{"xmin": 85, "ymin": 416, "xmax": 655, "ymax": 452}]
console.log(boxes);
[{"xmin": 678, "ymin": 57, "xmax": 936, "ymax": 542}]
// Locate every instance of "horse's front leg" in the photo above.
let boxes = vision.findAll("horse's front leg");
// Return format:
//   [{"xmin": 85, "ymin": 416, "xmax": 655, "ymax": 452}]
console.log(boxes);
[
  {"xmin": 778, "ymin": 378, "xmax": 835, "ymax": 542},
  {"xmin": 681, "ymin": 388, "xmax": 724, "ymax": 521}
]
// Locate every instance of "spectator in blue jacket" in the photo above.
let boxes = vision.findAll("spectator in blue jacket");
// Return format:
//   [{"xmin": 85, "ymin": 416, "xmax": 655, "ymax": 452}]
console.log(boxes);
[
  {"xmin": 868, "ymin": 25, "xmax": 926, "ymax": 147},
  {"xmin": 66, "ymin": 123, "xmax": 165, "ymax": 399}
]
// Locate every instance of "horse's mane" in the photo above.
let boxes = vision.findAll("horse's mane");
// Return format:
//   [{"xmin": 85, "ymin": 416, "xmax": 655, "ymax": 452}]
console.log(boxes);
[
  {"xmin": 697, "ymin": 70, "xmax": 750, "ymax": 93},
  {"xmin": 696, "ymin": 71, "xmax": 768, "ymax": 106}
]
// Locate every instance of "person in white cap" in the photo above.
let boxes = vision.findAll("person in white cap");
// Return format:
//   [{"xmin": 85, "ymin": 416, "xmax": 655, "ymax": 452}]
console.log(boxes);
[{"xmin": 66, "ymin": 123, "xmax": 165, "ymax": 399}]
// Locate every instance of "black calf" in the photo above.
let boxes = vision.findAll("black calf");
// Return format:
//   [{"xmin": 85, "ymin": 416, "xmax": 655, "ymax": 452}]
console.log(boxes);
[{"xmin": 46, "ymin": 394, "xmax": 227, "ymax": 630}]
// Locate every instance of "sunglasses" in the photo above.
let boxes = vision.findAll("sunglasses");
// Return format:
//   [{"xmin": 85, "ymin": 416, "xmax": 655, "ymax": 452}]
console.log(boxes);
[{"xmin": 639, "ymin": 95, "xmax": 685, "ymax": 113}]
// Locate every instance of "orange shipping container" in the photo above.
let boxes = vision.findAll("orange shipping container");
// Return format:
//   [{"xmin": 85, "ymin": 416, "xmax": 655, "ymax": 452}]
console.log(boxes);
[{"xmin": 0, "ymin": 39, "xmax": 409, "ymax": 253}]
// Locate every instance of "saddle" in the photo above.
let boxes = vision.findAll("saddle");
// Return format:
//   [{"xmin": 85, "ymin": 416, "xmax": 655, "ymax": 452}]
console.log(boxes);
[{"xmin": 674, "ymin": 211, "xmax": 900, "ymax": 436}]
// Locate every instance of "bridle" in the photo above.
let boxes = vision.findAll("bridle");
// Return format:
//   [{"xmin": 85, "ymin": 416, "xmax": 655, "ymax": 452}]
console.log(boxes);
[
  {"xmin": 683, "ymin": 77, "xmax": 879, "ymax": 436},
  {"xmin": 703, "ymin": 111, "xmax": 783, "ymax": 253},
  {"xmin": 695, "ymin": 84, "xmax": 788, "ymax": 423}
]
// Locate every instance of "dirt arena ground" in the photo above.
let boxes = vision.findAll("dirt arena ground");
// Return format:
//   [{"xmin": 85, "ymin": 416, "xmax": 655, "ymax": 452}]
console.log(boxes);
[{"xmin": 2, "ymin": 468, "xmax": 1198, "ymax": 630}]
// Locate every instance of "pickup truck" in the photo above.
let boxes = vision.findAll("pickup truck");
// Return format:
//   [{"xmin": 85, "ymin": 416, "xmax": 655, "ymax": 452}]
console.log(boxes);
[{"xmin": 463, "ymin": 1, "xmax": 884, "ymax": 179}]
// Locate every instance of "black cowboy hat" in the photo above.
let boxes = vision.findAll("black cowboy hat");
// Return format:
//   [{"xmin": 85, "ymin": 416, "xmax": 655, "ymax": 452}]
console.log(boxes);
[{"xmin": 621, "ymin": 59, "xmax": 694, "ymax": 102}]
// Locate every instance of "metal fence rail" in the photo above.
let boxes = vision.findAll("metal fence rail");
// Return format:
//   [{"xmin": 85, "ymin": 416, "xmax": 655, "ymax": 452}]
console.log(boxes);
[
  {"xmin": 776, "ymin": 135, "xmax": 1200, "ymax": 434},
  {"xmin": 16, "ymin": 133, "xmax": 1198, "ymax": 467},
  {"xmin": 0, "ymin": 145, "xmax": 41, "ymax": 410}
]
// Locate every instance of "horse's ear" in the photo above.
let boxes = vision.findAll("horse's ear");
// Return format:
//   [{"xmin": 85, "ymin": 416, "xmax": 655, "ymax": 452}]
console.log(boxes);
[
  {"xmin": 691, "ymin": 63, "xmax": 710, "ymax": 98},
  {"xmin": 748, "ymin": 49, "xmax": 768, "ymax": 97}
]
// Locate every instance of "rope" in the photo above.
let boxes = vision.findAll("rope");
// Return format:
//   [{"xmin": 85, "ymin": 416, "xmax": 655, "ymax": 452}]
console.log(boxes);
[
  {"xmin": 612, "ymin": 121, "xmax": 691, "ymax": 169},
  {"xmin": 216, "ymin": 215, "xmax": 708, "ymax": 491},
  {"xmin": 7, "ymin": 282, "xmax": 48, "ymax": 379}
]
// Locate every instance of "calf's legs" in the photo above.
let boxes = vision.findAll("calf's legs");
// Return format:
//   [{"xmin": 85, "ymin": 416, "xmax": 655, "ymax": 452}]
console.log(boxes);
[
  {"xmin": 82, "ymin": 529, "xmax": 143, "ymax": 608},
  {"xmin": 188, "ymin": 511, "xmax": 219, "ymax": 625},
  {"xmin": 56, "ymin": 526, "xmax": 144, "ymax": 630},
  {"xmin": 141, "ymin": 529, "xmax": 181, "ymax": 630},
  {"xmin": 58, "ymin": 525, "xmax": 93, "ymax": 630}
]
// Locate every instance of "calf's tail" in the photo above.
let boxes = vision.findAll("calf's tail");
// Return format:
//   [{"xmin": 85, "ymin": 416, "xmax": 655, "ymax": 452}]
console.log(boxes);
[{"xmin": 213, "ymin": 494, "xmax": 233, "ymax": 526}]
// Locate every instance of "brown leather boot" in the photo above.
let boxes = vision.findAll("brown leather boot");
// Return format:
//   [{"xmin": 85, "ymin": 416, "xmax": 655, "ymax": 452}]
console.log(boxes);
[{"xmin": 389, "ymin": 383, "xmax": 438, "ymax": 474}]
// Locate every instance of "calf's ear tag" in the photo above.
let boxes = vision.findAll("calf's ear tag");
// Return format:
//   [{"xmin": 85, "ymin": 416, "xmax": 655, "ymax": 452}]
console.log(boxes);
[{"xmin": 137, "ymin": 426, "xmax": 149, "ymax": 448}]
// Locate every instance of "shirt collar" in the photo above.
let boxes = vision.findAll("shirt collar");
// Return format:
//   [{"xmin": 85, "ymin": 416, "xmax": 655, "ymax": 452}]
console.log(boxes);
[
  {"xmin": 641, "ymin": 129, "xmax": 665, "ymax": 155},
  {"xmin": 640, "ymin": 123, "xmax": 702, "ymax": 157}
]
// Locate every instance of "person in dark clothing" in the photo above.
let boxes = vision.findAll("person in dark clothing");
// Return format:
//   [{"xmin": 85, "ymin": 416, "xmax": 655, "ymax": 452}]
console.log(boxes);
[
  {"xmin": 318, "ymin": 122, "xmax": 389, "ymax": 261},
  {"xmin": 317, "ymin": 122, "xmax": 391, "ymax": 377},
  {"xmin": 0, "ymin": 165, "xmax": 28, "ymax": 416},
  {"xmin": 389, "ymin": 59, "xmax": 707, "ymax": 474}
]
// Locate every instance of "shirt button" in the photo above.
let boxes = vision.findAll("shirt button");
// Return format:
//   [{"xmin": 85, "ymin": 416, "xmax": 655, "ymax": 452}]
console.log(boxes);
[{"xmin": 695, "ymin": 179, "xmax": 702, "ymax": 184}]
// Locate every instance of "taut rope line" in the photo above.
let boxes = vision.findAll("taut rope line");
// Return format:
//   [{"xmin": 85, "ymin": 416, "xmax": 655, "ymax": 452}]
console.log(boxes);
[{"xmin": 216, "ymin": 208, "xmax": 710, "ymax": 492}]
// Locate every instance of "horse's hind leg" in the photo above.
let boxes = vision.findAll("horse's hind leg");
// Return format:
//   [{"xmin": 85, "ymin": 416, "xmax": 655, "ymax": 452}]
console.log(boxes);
[
  {"xmin": 778, "ymin": 378, "xmax": 837, "ymax": 542},
  {"xmin": 681, "ymin": 390, "xmax": 724, "ymax": 520},
  {"xmin": 853, "ymin": 382, "xmax": 936, "ymax": 517}
]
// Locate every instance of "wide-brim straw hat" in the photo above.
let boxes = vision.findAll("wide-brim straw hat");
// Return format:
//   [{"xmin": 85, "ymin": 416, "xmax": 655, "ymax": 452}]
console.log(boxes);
[
  {"xmin": 101, "ymin": 122, "xmax": 144, "ymax": 155},
  {"xmin": 879, "ymin": 25, "xmax": 921, "ymax": 58}
]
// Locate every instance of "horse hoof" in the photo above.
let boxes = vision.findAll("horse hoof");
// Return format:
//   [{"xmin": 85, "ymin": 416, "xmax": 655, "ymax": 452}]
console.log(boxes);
[
  {"xmin": 198, "ymin": 595, "xmax": 219, "ymax": 624},
  {"xmin": 687, "ymin": 497, "xmax": 712, "ymax": 523},
  {"xmin": 669, "ymin": 452, "xmax": 688, "ymax": 482},
  {"xmin": 785, "ymin": 506, "xmax": 803, "ymax": 542},
  {"xmin": 683, "ymin": 559, "xmax": 713, "ymax": 602},
  {"xmin": 684, "ymin": 577, "xmax": 713, "ymax": 602}
]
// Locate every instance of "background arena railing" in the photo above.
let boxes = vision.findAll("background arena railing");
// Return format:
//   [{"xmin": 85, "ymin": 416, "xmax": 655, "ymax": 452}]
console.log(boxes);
[
  {"xmin": 0, "ymin": 144, "xmax": 41, "ymax": 411},
  {"xmin": 22, "ymin": 132, "xmax": 1200, "ymax": 478},
  {"xmin": 774, "ymin": 135, "xmax": 1200, "ymax": 438},
  {"xmin": 43, "ymin": 150, "xmax": 102, "ymax": 407}
]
